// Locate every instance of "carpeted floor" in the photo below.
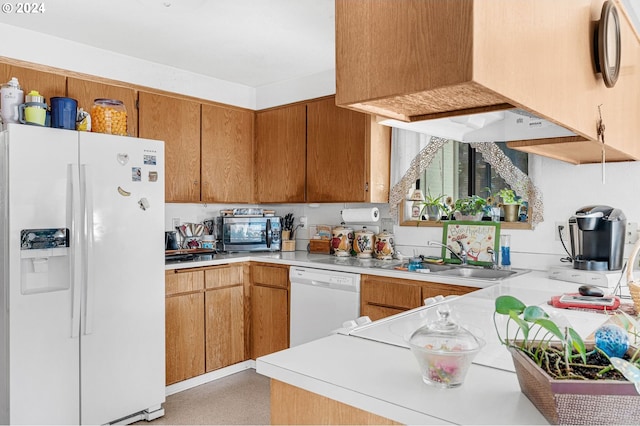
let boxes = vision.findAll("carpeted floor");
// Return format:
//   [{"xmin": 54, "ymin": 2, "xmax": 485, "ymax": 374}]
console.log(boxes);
[{"xmin": 140, "ymin": 370, "xmax": 270, "ymax": 425}]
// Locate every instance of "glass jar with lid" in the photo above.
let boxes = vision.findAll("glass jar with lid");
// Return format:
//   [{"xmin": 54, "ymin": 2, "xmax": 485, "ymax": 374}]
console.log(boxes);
[
  {"xmin": 91, "ymin": 99, "xmax": 127, "ymax": 135},
  {"xmin": 406, "ymin": 306, "xmax": 485, "ymax": 388}
]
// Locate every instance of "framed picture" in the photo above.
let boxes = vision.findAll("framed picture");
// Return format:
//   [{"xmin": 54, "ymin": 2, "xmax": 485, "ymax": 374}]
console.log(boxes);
[{"xmin": 441, "ymin": 221, "xmax": 501, "ymax": 267}]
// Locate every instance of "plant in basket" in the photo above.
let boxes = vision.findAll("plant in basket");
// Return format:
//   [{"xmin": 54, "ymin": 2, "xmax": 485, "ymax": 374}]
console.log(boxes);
[{"xmin": 493, "ymin": 295, "xmax": 640, "ymax": 424}]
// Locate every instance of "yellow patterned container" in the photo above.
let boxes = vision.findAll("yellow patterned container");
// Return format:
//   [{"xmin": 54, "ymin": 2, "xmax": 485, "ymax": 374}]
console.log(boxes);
[{"xmin": 331, "ymin": 224, "xmax": 353, "ymax": 257}]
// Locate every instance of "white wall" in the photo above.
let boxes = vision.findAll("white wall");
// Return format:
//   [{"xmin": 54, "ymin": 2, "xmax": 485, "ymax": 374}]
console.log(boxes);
[{"xmin": 166, "ymin": 202, "xmax": 390, "ymax": 252}]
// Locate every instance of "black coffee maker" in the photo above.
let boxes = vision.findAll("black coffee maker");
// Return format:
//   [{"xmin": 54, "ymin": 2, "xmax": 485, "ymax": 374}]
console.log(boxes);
[{"xmin": 568, "ymin": 205, "xmax": 626, "ymax": 271}]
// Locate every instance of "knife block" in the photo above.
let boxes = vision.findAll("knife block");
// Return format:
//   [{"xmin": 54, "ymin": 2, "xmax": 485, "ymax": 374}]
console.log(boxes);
[{"xmin": 281, "ymin": 240, "xmax": 296, "ymax": 252}]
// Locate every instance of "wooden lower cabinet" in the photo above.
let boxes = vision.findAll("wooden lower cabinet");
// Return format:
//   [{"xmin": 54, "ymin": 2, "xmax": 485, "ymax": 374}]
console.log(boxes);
[
  {"xmin": 250, "ymin": 263, "xmax": 290, "ymax": 359},
  {"xmin": 361, "ymin": 274, "xmax": 480, "ymax": 321},
  {"xmin": 165, "ymin": 293, "xmax": 205, "ymax": 385},
  {"xmin": 205, "ymin": 285, "xmax": 245, "ymax": 372},
  {"xmin": 165, "ymin": 264, "xmax": 247, "ymax": 385},
  {"xmin": 271, "ymin": 380, "xmax": 400, "ymax": 425}
]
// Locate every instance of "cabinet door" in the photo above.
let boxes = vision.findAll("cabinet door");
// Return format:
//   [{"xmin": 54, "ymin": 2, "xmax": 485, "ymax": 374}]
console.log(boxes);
[
  {"xmin": 67, "ymin": 77, "xmax": 138, "ymax": 136},
  {"xmin": 165, "ymin": 292, "xmax": 205, "ymax": 385},
  {"xmin": 201, "ymin": 104, "xmax": 254, "ymax": 203},
  {"xmin": 255, "ymin": 104, "xmax": 306, "ymax": 203},
  {"xmin": 251, "ymin": 285, "xmax": 289, "ymax": 359},
  {"xmin": 139, "ymin": 91, "xmax": 201, "ymax": 202},
  {"xmin": 307, "ymin": 97, "xmax": 367, "ymax": 202},
  {"xmin": 0, "ymin": 63, "xmax": 66, "ymax": 101},
  {"xmin": 205, "ymin": 286, "xmax": 245, "ymax": 371}
]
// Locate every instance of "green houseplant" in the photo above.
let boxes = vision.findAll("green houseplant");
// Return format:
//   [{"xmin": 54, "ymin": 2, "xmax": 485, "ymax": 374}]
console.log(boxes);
[
  {"xmin": 419, "ymin": 191, "xmax": 446, "ymax": 221},
  {"xmin": 494, "ymin": 295, "xmax": 640, "ymax": 424},
  {"xmin": 497, "ymin": 188, "xmax": 521, "ymax": 222},
  {"xmin": 452, "ymin": 195, "xmax": 487, "ymax": 221}
]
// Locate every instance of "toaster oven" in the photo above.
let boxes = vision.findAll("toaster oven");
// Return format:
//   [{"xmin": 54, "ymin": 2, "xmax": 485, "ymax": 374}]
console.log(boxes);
[{"xmin": 216, "ymin": 216, "xmax": 281, "ymax": 252}]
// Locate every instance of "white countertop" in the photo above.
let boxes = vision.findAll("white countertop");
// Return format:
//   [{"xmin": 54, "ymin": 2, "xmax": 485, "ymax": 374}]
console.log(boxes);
[
  {"xmin": 165, "ymin": 251, "xmax": 516, "ymax": 288},
  {"xmin": 256, "ymin": 272, "xmax": 619, "ymax": 425}
]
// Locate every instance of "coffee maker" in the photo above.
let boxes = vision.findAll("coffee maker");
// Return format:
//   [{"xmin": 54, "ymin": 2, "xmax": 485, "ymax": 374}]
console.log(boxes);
[{"xmin": 568, "ymin": 205, "xmax": 626, "ymax": 271}]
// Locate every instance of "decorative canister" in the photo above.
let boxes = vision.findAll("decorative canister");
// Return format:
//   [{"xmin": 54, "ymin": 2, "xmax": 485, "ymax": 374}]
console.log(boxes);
[
  {"xmin": 354, "ymin": 226, "xmax": 375, "ymax": 258},
  {"xmin": 331, "ymin": 223, "xmax": 353, "ymax": 257},
  {"xmin": 374, "ymin": 229, "xmax": 395, "ymax": 260}
]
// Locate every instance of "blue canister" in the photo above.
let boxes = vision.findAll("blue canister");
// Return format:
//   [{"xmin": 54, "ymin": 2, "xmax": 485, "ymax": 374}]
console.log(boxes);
[{"xmin": 50, "ymin": 97, "xmax": 77, "ymax": 130}]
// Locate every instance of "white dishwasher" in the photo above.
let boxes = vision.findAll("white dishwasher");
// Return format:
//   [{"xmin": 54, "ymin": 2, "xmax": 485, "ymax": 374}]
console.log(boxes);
[{"xmin": 289, "ymin": 266, "xmax": 361, "ymax": 347}]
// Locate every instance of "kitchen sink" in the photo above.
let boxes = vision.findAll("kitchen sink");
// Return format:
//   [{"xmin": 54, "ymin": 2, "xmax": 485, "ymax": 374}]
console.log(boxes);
[
  {"xmin": 431, "ymin": 266, "xmax": 529, "ymax": 281},
  {"xmin": 306, "ymin": 255, "xmax": 529, "ymax": 281}
]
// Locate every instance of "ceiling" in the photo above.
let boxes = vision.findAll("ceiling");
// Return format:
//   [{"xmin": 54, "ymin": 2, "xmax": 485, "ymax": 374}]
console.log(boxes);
[
  {"xmin": 0, "ymin": 0, "xmax": 335, "ymax": 88},
  {"xmin": 1, "ymin": 0, "xmax": 639, "ymax": 90}
]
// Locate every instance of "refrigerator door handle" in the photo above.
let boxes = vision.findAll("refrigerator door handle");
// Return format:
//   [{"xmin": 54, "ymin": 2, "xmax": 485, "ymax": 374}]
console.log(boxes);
[
  {"xmin": 70, "ymin": 164, "xmax": 82, "ymax": 338},
  {"xmin": 81, "ymin": 164, "xmax": 95, "ymax": 336}
]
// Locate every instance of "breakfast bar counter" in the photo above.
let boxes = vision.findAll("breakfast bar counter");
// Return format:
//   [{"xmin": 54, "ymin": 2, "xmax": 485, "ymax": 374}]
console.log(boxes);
[{"xmin": 256, "ymin": 274, "xmax": 613, "ymax": 425}]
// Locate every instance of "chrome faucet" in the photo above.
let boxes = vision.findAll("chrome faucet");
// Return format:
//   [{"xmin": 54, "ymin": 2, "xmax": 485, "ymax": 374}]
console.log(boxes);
[
  {"xmin": 427, "ymin": 240, "xmax": 467, "ymax": 265},
  {"xmin": 487, "ymin": 248, "xmax": 498, "ymax": 269}
]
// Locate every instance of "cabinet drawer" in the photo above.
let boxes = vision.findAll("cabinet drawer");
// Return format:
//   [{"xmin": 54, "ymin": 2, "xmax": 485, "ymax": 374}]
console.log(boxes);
[
  {"xmin": 205, "ymin": 264, "xmax": 244, "ymax": 289},
  {"xmin": 251, "ymin": 264, "xmax": 289, "ymax": 289},
  {"xmin": 421, "ymin": 282, "xmax": 479, "ymax": 300},
  {"xmin": 361, "ymin": 276, "xmax": 422, "ymax": 310},
  {"xmin": 362, "ymin": 304, "xmax": 406, "ymax": 322},
  {"xmin": 166, "ymin": 269, "xmax": 205, "ymax": 296}
]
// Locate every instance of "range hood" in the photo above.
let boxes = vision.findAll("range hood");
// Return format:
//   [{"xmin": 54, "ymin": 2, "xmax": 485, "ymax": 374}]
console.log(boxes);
[{"xmin": 378, "ymin": 108, "xmax": 577, "ymax": 143}]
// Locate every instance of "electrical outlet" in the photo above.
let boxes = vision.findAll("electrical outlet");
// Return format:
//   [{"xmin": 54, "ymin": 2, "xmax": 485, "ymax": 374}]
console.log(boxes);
[
  {"xmin": 626, "ymin": 222, "xmax": 638, "ymax": 244},
  {"xmin": 555, "ymin": 221, "xmax": 568, "ymax": 242},
  {"xmin": 172, "ymin": 217, "xmax": 181, "ymax": 230},
  {"xmin": 299, "ymin": 216, "xmax": 307, "ymax": 228}
]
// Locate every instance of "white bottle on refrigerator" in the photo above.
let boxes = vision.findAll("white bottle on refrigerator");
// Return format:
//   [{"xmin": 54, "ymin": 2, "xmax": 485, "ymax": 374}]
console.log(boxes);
[{"xmin": 0, "ymin": 123, "xmax": 165, "ymax": 424}]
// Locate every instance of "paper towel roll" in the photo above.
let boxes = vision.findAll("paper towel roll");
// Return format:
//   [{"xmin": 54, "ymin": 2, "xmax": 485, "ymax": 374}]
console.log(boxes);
[{"xmin": 341, "ymin": 207, "xmax": 380, "ymax": 223}]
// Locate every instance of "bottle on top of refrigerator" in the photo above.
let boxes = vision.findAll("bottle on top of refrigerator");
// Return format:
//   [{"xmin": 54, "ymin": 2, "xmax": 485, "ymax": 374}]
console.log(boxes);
[{"xmin": 1, "ymin": 77, "xmax": 24, "ymax": 128}]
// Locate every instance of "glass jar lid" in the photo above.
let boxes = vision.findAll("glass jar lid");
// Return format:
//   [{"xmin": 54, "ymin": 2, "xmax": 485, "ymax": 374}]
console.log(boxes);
[
  {"xmin": 94, "ymin": 98, "xmax": 124, "ymax": 106},
  {"xmin": 408, "ymin": 306, "xmax": 483, "ymax": 353}
]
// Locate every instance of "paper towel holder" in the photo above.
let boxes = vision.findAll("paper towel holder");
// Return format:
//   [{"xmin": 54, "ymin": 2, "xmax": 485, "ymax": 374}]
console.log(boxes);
[{"xmin": 341, "ymin": 207, "xmax": 380, "ymax": 223}]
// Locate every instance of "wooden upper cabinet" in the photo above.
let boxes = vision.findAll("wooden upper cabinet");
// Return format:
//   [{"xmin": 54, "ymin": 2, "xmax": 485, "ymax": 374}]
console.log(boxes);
[
  {"xmin": 138, "ymin": 91, "xmax": 201, "ymax": 202},
  {"xmin": 335, "ymin": 0, "xmax": 640, "ymax": 164},
  {"xmin": 307, "ymin": 97, "xmax": 366, "ymax": 202},
  {"xmin": 0, "ymin": 64, "xmax": 66, "ymax": 102},
  {"xmin": 67, "ymin": 78, "xmax": 138, "ymax": 137},
  {"xmin": 201, "ymin": 104, "xmax": 254, "ymax": 203},
  {"xmin": 255, "ymin": 104, "xmax": 306, "ymax": 203},
  {"xmin": 307, "ymin": 97, "xmax": 390, "ymax": 203}
]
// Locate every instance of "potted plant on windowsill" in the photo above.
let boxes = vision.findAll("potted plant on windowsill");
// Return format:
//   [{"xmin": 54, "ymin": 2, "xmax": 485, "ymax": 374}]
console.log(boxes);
[
  {"xmin": 419, "ymin": 191, "xmax": 447, "ymax": 221},
  {"xmin": 452, "ymin": 195, "xmax": 487, "ymax": 221},
  {"xmin": 498, "ymin": 188, "xmax": 521, "ymax": 222},
  {"xmin": 493, "ymin": 295, "xmax": 640, "ymax": 424}
]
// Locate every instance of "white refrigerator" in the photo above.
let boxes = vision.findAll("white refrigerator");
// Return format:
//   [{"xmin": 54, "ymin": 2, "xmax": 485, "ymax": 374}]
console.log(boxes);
[{"xmin": 0, "ymin": 123, "xmax": 165, "ymax": 424}]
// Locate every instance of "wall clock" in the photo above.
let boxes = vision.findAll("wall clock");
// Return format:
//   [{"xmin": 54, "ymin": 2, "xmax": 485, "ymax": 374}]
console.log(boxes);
[{"xmin": 595, "ymin": 0, "xmax": 621, "ymax": 88}]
